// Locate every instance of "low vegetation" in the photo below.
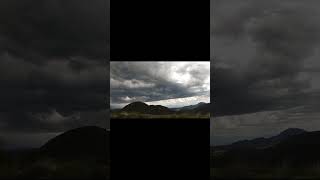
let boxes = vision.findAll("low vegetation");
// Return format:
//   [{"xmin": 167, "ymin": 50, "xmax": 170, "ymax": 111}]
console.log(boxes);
[
  {"xmin": 211, "ymin": 129, "xmax": 320, "ymax": 179},
  {"xmin": 111, "ymin": 111, "xmax": 210, "ymax": 119},
  {"xmin": 111, "ymin": 101, "xmax": 210, "ymax": 119},
  {"xmin": 0, "ymin": 155, "xmax": 109, "ymax": 179},
  {"xmin": 211, "ymin": 166, "xmax": 320, "ymax": 179}
]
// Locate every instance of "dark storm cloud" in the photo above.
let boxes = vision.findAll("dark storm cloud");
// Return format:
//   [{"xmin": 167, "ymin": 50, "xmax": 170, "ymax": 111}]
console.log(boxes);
[
  {"xmin": 212, "ymin": 64, "xmax": 275, "ymax": 116},
  {"xmin": 0, "ymin": 0, "xmax": 109, "ymax": 60},
  {"xmin": 212, "ymin": 0, "xmax": 320, "ymax": 116},
  {"xmin": 0, "ymin": 109, "xmax": 109, "ymax": 133},
  {"xmin": 110, "ymin": 62, "xmax": 210, "ymax": 108},
  {"xmin": 211, "ymin": 92, "xmax": 320, "ymax": 145},
  {"xmin": 0, "ymin": 0, "xmax": 109, "ymax": 134}
]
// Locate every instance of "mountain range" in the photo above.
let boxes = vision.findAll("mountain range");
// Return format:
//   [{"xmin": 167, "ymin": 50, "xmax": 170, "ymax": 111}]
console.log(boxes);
[
  {"xmin": 214, "ymin": 128, "xmax": 306, "ymax": 151},
  {"xmin": 117, "ymin": 101, "xmax": 210, "ymax": 115},
  {"xmin": 212, "ymin": 128, "xmax": 320, "ymax": 169},
  {"xmin": 121, "ymin": 101, "xmax": 173, "ymax": 115}
]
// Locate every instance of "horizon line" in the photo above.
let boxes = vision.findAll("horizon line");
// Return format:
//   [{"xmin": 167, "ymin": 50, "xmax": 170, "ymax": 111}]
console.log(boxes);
[{"xmin": 110, "ymin": 101, "xmax": 210, "ymax": 110}]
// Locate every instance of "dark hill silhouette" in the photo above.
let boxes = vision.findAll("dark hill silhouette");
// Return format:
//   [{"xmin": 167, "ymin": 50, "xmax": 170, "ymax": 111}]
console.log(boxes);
[
  {"xmin": 121, "ymin": 101, "xmax": 173, "ymax": 115},
  {"xmin": 191, "ymin": 102, "xmax": 210, "ymax": 114},
  {"xmin": 175, "ymin": 102, "xmax": 210, "ymax": 114},
  {"xmin": 179, "ymin": 102, "xmax": 207, "ymax": 111},
  {"xmin": 40, "ymin": 126, "xmax": 109, "ymax": 161},
  {"xmin": 271, "ymin": 130, "xmax": 320, "ymax": 165},
  {"xmin": 0, "ymin": 126, "xmax": 111, "ymax": 179},
  {"xmin": 278, "ymin": 127, "xmax": 306, "ymax": 136},
  {"xmin": 122, "ymin": 101, "xmax": 149, "ymax": 112},
  {"xmin": 211, "ymin": 128, "xmax": 320, "ymax": 168},
  {"xmin": 215, "ymin": 128, "xmax": 306, "ymax": 151},
  {"xmin": 148, "ymin": 105, "xmax": 173, "ymax": 115}
]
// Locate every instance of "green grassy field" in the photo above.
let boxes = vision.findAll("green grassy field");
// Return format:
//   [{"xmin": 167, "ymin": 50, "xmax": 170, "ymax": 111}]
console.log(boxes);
[{"xmin": 111, "ymin": 111, "xmax": 210, "ymax": 119}]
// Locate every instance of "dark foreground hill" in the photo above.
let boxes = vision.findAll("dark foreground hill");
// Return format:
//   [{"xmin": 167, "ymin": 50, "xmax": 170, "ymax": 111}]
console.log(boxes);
[
  {"xmin": 211, "ymin": 128, "xmax": 320, "ymax": 179},
  {"xmin": 121, "ymin": 101, "xmax": 173, "ymax": 115},
  {"xmin": 112, "ymin": 101, "xmax": 210, "ymax": 118},
  {"xmin": 40, "ymin": 126, "xmax": 109, "ymax": 161},
  {"xmin": 0, "ymin": 126, "xmax": 110, "ymax": 179}
]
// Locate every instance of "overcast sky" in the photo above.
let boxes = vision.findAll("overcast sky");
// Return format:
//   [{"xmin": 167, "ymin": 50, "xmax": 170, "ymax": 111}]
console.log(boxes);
[
  {"xmin": 110, "ymin": 61, "xmax": 210, "ymax": 108},
  {"xmin": 0, "ymin": 0, "xmax": 109, "ymax": 149},
  {"xmin": 211, "ymin": 0, "xmax": 320, "ymax": 145}
]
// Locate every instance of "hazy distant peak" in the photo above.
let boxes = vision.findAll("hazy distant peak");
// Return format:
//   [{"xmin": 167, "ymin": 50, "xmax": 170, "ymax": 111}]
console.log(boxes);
[{"xmin": 279, "ymin": 128, "xmax": 306, "ymax": 137}]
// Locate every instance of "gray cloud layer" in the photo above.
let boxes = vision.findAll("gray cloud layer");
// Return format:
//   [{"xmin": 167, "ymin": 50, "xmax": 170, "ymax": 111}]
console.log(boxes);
[
  {"xmin": 0, "ymin": 0, "xmax": 109, "ymax": 138},
  {"xmin": 211, "ymin": 0, "xmax": 320, "ymax": 145},
  {"xmin": 110, "ymin": 62, "xmax": 210, "ymax": 108},
  {"xmin": 212, "ymin": 0, "xmax": 320, "ymax": 116}
]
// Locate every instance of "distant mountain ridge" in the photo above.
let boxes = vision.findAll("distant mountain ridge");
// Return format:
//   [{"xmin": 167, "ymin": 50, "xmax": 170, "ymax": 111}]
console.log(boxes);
[
  {"xmin": 120, "ymin": 101, "xmax": 210, "ymax": 115},
  {"xmin": 212, "ymin": 128, "xmax": 320, "ymax": 177},
  {"xmin": 214, "ymin": 128, "xmax": 306, "ymax": 151},
  {"xmin": 190, "ymin": 102, "xmax": 210, "ymax": 114},
  {"xmin": 178, "ymin": 102, "xmax": 207, "ymax": 111}
]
